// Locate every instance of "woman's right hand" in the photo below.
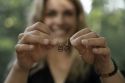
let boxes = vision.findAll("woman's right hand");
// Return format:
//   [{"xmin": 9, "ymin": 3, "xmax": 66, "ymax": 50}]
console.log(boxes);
[{"xmin": 15, "ymin": 22, "xmax": 52, "ymax": 71}]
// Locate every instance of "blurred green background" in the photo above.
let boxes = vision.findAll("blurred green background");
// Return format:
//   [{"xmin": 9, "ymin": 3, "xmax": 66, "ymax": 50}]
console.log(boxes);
[{"xmin": 0, "ymin": 0, "xmax": 125, "ymax": 82}]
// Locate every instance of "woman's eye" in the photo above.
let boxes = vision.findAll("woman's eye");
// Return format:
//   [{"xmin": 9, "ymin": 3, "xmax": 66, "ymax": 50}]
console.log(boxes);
[
  {"xmin": 64, "ymin": 10, "xmax": 73, "ymax": 16},
  {"xmin": 46, "ymin": 11, "xmax": 56, "ymax": 17}
]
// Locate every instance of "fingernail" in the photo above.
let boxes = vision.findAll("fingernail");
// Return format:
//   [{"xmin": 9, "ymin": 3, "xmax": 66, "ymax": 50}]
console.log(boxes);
[
  {"xmin": 51, "ymin": 39, "xmax": 58, "ymax": 45},
  {"xmin": 81, "ymin": 39, "xmax": 88, "ymax": 48},
  {"xmin": 43, "ymin": 39, "xmax": 49, "ymax": 45},
  {"xmin": 29, "ymin": 45, "xmax": 34, "ymax": 49},
  {"xmin": 81, "ymin": 39, "xmax": 88, "ymax": 44},
  {"xmin": 93, "ymin": 48, "xmax": 98, "ymax": 53}
]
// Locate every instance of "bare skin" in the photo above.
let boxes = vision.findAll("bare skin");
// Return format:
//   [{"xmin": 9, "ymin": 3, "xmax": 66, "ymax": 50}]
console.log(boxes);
[{"xmin": 4, "ymin": 0, "xmax": 125, "ymax": 83}]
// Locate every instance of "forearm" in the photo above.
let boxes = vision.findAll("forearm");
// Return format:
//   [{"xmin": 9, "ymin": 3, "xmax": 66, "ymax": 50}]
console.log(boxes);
[
  {"xmin": 97, "ymin": 59, "xmax": 125, "ymax": 83},
  {"xmin": 4, "ymin": 64, "xmax": 29, "ymax": 83},
  {"xmin": 100, "ymin": 70, "xmax": 125, "ymax": 83}
]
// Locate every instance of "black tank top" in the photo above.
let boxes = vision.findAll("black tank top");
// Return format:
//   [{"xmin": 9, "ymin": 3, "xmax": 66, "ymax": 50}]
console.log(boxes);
[{"xmin": 28, "ymin": 64, "xmax": 101, "ymax": 83}]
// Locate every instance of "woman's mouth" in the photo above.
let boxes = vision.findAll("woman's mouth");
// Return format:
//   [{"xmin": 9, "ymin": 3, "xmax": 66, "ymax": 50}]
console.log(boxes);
[
  {"xmin": 51, "ymin": 27, "xmax": 69, "ymax": 36},
  {"xmin": 54, "ymin": 29, "xmax": 67, "ymax": 36},
  {"xmin": 50, "ymin": 27, "xmax": 70, "ymax": 44}
]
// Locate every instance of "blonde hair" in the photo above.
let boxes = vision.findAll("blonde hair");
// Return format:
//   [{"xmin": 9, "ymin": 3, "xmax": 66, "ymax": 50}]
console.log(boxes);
[{"xmin": 27, "ymin": 0, "xmax": 91, "ymax": 80}]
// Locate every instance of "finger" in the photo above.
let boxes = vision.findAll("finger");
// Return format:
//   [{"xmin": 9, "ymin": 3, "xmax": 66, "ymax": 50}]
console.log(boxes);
[
  {"xmin": 81, "ymin": 47, "xmax": 95, "ymax": 64},
  {"xmin": 18, "ymin": 33, "xmax": 24, "ymax": 40},
  {"xmin": 71, "ymin": 32, "xmax": 99, "ymax": 47},
  {"xmin": 26, "ymin": 30, "xmax": 48, "ymax": 36},
  {"xmin": 92, "ymin": 47, "xmax": 110, "ymax": 55},
  {"xmin": 19, "ymin": 33, "xmax": 51, "ymax": 45},
  {"xmin": 25, "ymin": 22, "xmax": 51, "ymax": 35},
  {"xmin": 15, "ymin": 44, "xmax": 34, "ymax": 52},
  {"xmin": 18, "ymin": 30, "xmax": 49, "ymax": 41},
  {"xmin": 70, "ymin": 28, "xmax": 91, "ymax": 41},
  {"xmin": 82, "ymin": 37, "xmax": 107, "ymax": 47}
]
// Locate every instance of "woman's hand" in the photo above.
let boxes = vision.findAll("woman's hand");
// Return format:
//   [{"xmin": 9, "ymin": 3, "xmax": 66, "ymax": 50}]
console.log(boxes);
[
  {"xmin": 70, "ymin": 28, "xmax": 114, "ymax": 74},
  {"xmin": 15, "ymin": 22, "xmax": 52, "ymax": 71}
]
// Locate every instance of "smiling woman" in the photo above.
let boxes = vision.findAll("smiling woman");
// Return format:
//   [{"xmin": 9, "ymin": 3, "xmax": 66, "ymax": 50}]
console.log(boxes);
[{"xmin": 4, "ymin": 0, "xmax": 125, "ymax": 83}]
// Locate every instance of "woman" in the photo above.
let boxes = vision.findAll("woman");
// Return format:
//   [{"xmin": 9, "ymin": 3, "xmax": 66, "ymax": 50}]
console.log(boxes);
[{"xmin": 4, "ymin": 0, "xmax": 125, "ymax": 83}]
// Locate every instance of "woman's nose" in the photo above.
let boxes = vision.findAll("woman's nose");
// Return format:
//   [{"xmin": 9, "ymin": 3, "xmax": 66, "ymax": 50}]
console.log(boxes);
[{"xmin": 54, "ymin": 14, "xmax": 64, "ymax": 26}]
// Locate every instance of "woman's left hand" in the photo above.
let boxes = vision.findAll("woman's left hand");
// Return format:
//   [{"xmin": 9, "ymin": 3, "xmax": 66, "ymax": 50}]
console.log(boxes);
[{"xmin": 70, "ymin": 28, "xmax": 114, "ymax": 74}]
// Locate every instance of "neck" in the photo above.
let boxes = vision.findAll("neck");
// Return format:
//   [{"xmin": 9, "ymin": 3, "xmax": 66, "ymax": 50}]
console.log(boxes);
[{"xmin": 47, "ymin": 46, "xmax": 74, "ymax": 83}]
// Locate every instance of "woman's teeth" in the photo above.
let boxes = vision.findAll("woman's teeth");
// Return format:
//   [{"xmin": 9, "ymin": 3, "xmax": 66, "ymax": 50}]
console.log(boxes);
[
  {"xmin": 55, "ymin": 29, "xmax": 66, "ymax": 35},
  {"xmin": 53, "ymin": 28, "xmax": 68, "ymax": 35}
]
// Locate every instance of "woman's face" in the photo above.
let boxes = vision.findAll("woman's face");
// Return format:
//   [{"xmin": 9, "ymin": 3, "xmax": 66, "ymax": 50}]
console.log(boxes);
[{"xmin": 43, "ymin": 0, "xmax": 78, "ymax": 43}]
